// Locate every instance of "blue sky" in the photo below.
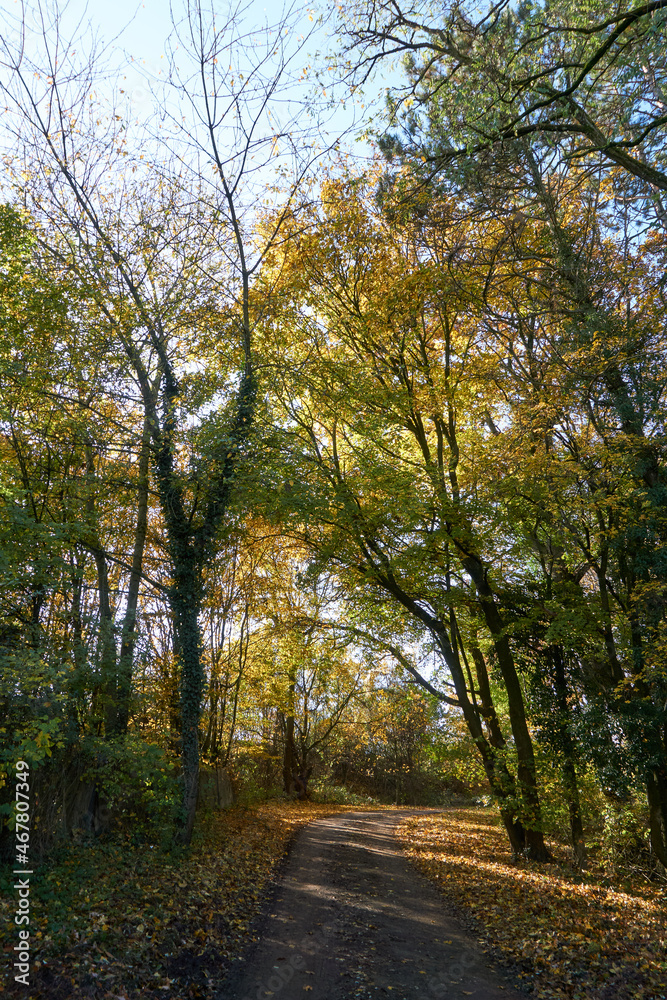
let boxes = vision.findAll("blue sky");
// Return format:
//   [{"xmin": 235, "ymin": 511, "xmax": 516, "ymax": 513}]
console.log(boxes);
[
  {"xmin": 54, "ymin": 0, "xmax": 401, "ymax": 162},
  {"xmin": 0, "ymin": 0, "xmax": 406, "ymax": 209}
]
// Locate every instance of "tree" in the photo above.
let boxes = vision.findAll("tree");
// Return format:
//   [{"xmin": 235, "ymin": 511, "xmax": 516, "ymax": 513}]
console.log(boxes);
[
  {"xmin": 337, "ymin": 0, "xmax": 667, "ymax": 864},
  {"xmin": 214, "ymin": 533, "xmax": 364, "ymax": 799},
  {"xmin": 340, "ymin": 0, "xmax": 667, "ymax": 197},
  {"xmin": 0, "ymin": 0, "xmax": 325, "ymax": 842},
  {"xmin": 261, "ymin": 169, "xmax": 554, "ymax": 857}
]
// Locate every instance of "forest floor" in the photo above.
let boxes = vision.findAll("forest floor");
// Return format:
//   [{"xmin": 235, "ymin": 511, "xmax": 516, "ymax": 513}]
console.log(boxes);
[
  {"xmin": 398, "ymin": 808, "xmax": 667, "ymax": 1000},
  {"xmin": 1, "ymin": 801, "xmax": 350, "ymax": 1000},
  {"xmin": 1, "ymin": 802, "xmax": 665, "ymax": 1000}
]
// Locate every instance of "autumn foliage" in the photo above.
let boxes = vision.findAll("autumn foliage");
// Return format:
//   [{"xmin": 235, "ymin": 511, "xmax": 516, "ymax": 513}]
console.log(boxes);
[
  {"xmin": 1, "ymin": 0, "xmax": 667, "ymax": 995},
  {"xmin": 399, "ymin": 809, "xmax": 666, "ymax": 1000}
]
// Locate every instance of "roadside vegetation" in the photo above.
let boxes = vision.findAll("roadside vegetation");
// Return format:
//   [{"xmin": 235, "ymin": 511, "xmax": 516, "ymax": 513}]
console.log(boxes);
[{"xmin": 0, "ymin": 801, "xmax": 353, "ymax": 1000}]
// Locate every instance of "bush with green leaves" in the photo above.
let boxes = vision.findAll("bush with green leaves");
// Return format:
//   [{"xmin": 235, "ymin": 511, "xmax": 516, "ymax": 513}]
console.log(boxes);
[
  {"xmin": 0, "ymin": 649, "xmax": 69, "ymax": 841},
  {"xmin": 310, "ymin": 782, "xmax": 378, "ymax": 806},
  {"xmin": 594, "ymin": 798, "xmax": 661, "ymax": 881},
  {"xmin": 80, "ymin": 736, "xmax": 181, "ymax": 844}
]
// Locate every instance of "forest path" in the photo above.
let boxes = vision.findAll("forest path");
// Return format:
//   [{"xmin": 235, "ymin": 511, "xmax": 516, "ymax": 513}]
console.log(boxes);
[{"xmin": 221, "ymin": 809, "xmax": 525, "ymax": 1000}]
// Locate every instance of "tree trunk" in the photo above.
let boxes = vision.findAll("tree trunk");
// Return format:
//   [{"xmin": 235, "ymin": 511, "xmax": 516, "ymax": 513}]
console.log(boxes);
[
  {"xmin": 282, "ymin": 661, "xmax": 297, "ymax": 794},
  {"xmin": 646, "ymin": 771, "xmax": 667, "ymax": 868},
  {"xmin": 173, "ymin": 582, "xmax": 204, "ymax": 845},
  {"xmin": 551, "ymin": 646, "xmax": 586, "ymax": 866},
  {"xmin": 114, "ymin": 415, "xmax": 151, "ymax": 735},
  {"xmin": 85, "ymin": 444, "xmax": 118, "ymax": 735},
  {"xmin": 468, "ymin": 643, "xmax": 527, "ymax": 853},
  {"xmin": 283, "ymin": 714, "xmax": 296, "ymax": 794},
  {"xmin": 92, "ymin": 546, "xmax": 117, "ymax": 735},
  {"xmin": 293, "ymin": 764, "xmax": 312, "ymax": 800},
  {"xmin": 462, "ymin": 558, "xmax": 551, "ymax": 860},
  {"xmin": 376, "ymin": 579, "xmax": 534, "ymax": 857}
]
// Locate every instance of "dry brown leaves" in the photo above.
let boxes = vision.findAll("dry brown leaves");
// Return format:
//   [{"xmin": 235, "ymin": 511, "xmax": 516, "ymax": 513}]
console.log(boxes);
[
  {"xmin": 1, "ymin": 801, "xmax": 348, "ymax": 1000},
  {"xmin": 397, "ymin": 808, "xmax": 667, "ymax": 1000}
]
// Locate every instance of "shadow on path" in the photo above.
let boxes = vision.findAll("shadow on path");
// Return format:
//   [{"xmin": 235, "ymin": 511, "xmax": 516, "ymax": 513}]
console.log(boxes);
[{"xmin": 222, "ymin": 810, "xmax": 525, "ymax": 1000}]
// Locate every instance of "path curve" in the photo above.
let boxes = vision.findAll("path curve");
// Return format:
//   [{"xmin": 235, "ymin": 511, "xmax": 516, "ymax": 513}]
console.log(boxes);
[{"xmin": 222, "ymin": 810, "xmax": 525, "ymax": 1000}]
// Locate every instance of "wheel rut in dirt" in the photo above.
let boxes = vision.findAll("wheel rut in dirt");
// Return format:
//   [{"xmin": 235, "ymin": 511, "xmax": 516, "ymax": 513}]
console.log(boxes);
[{"xmin": 222, "ymin": 810, "xmax": 525, "ymax": 1000}]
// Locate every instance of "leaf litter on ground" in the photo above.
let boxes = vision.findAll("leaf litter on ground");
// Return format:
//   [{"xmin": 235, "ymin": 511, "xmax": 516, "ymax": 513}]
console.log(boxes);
[
  {"xmin": 0, "ymin": 802, "xmax": 353, "ymax": 1000},
  {"xmin": 4, "ymin": 801, "xmax": 665, "ymax": 999},
  {"xmin": 397, "ymin": 807, "xmax": 667, "ymax": 1000}
]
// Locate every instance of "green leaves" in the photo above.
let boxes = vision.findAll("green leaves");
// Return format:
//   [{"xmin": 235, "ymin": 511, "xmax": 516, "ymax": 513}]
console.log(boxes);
[{"xmin": 346, "ymin": 0, "xmax": 667, "ymax": 192}]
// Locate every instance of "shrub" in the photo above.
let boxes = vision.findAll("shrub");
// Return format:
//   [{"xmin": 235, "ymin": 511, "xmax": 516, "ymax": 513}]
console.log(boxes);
[
  {"xmin": 594, "ymin": 797, "xmax": 660, "ymax": 880},
  {"xmin": 82, "ymin": 736, "xmax": 181, "ymax": 844},
  {"xmin": 310, "ymin": 782, "xmax": 378, "ymax": 806}
]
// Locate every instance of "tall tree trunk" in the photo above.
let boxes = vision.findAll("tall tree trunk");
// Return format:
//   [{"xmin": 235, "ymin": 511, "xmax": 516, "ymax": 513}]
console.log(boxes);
[
  {"xmin": 468, "ymin": 642, "xmax": 526, "ymax": 853},
  {"xmin": 114, "ymin": 415, "xmax": 151, "ymax": 735},
  {"xmin": 375, "ymin": 581, "xmax": 532, "ymax": 856},
  {"xmin": 85, "ymin": 444, "xmax": 118, "ymax": 735},
  {"xmin": 153, "ymin": 372, "xmax": 205, "ymax": 844},
  {"xmin": 646, "ymin": 771, "xmax": 667, "ymax": 868},
  {"xmin": 92, "ymin": 547, "xmax": 117, "ymax": 736},
  {"xmin": 461, "ymin": 557, "xmax": 550, "ymax": 859},
  {"xmin": 67, "ymin": 553, "xmax": 87, "ymax": 676},
  {"xmin": 222, "ymin": 666, "xmax": 243, "ymax": 767},
  {"xmin": 436, "ymin": 621, "xmax": 527, "ymax": 852},
  {"xmin": 282, "ymin": 664, "xmax": 297, "ymax": 794},
  {"xmin": 624, "ymin": 601, "xmax": 667, "ymax": 867},
  {"xmin": 172, "ymin": 568, "xmax": 204, "ymax": 846},
  {"xmin": 282, "ymin": 714, "xmax": 296, "ymax": 794}
]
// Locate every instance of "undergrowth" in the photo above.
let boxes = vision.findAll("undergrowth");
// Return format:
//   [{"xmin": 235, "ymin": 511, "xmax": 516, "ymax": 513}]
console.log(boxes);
[{"xmin": 0, "ymin": 801, "xmax": 349, "ymax": 999}]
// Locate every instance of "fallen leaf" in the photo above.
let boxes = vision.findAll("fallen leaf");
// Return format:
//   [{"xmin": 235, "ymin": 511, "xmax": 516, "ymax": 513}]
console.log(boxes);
[{"xmin": 397, "ymin": 809, "xmax": 667, "ymax": 1000}]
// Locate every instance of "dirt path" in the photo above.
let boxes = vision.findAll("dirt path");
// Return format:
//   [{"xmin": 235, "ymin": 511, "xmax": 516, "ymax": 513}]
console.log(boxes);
[{"xmin": 222, "ymin": 810, "xmax": 525, "ymax": 1000}]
